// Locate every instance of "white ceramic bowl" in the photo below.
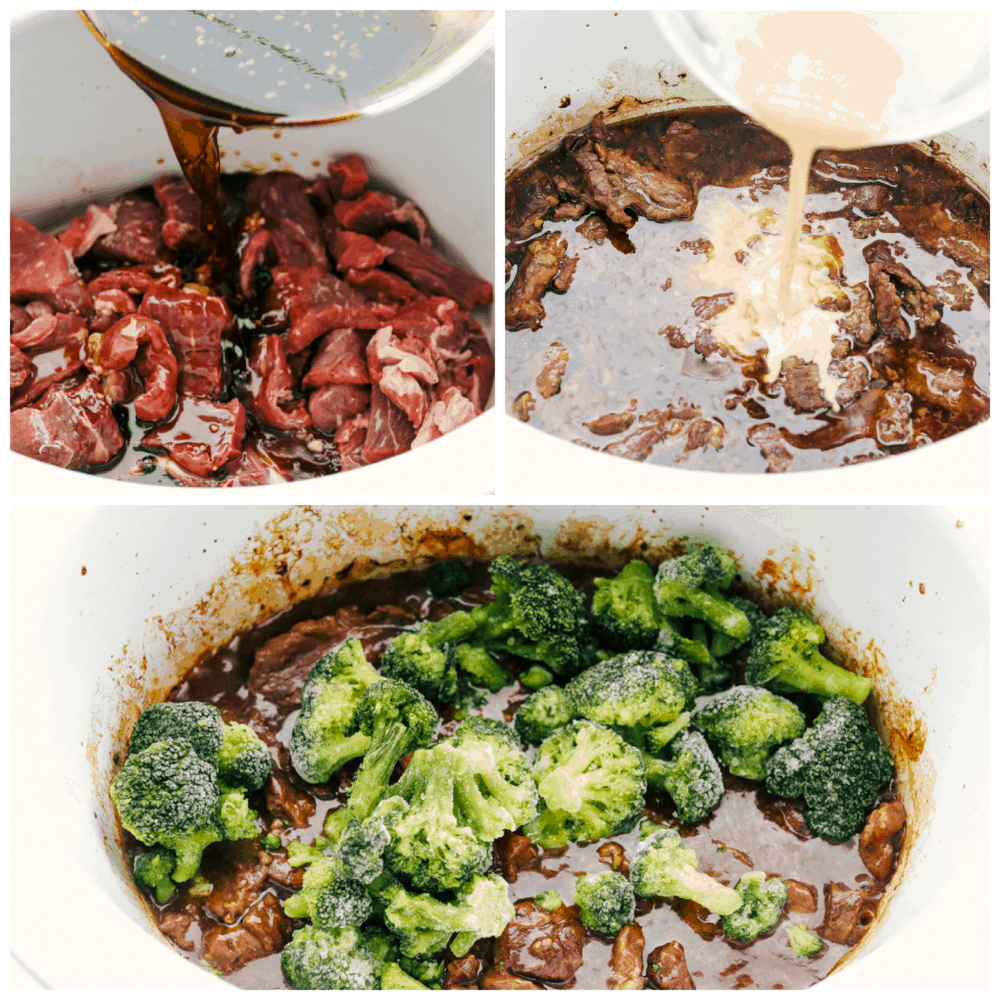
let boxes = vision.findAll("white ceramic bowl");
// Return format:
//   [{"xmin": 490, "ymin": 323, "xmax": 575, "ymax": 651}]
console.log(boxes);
[
  {"xmin": 10, "ymin": 11, "xmax": 495, "ymax": 495},
  {"xmin": 10, "ymin": 504, "xmax": 988, "ymax": 988},
  {"xmin": 504, "ymin": 11, "xmax": 990, "ymax": 496}
]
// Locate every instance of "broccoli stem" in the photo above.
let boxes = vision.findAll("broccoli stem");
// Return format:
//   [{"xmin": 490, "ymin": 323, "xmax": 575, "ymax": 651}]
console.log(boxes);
[
  {"xmin": 348, "ymin": 721, "xmax": 412, "ymax": 822},
  {"xmin": 675, "ymin": 869, "xmax": 743, "ymax": 915},
  {"xmin": 424, "ymin": 611, "xmax": 477, "ymax": 647},
  {"xmin": 778, "ymin": 650, "xmax": 873, "ymax": 703}
]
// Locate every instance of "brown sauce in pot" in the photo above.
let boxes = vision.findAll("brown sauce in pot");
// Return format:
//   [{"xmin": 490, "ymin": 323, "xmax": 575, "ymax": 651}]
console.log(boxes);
[
  {"xmin": 123, "ymin": 561, "xmax": 904, "ymax": 989},
  {"xmin": 505, "ymin": 110, "xmax": 989, "ymax": 472}
]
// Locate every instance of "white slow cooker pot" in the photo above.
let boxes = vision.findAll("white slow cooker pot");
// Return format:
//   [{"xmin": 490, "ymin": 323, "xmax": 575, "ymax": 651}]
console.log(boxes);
[
  {"xmin": 10, "ymin": 505, "xmax": 988, "ymax": 988},
  {"xmin": 10, "ymin": 11, "xmax": 495, "ymax": 495},
  {"xmin": 504, "ymin": 11, "xmax": 990, "ymax": 496}
]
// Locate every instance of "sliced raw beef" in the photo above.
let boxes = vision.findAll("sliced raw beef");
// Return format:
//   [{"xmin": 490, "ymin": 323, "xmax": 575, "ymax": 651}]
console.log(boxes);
[
  {"xmin": 246, "ymin": 334, "xmax": 311, "ymax": 432},
  {"xmin": 87, "ymin": 263, "xmax": 183, "ymax": 297},
  {"xmin": 58, "ymin": 204, "xmax": 117, "ymax": 258},
  {"xmin": 362, "ymin": 384, "xmax": 415, "ymax": 464},
  {"xmin": 307, "ymin": 383, "xmax": 370, "ymax": 432},
  {"xmin": 379, "ymin": 230, "xmax": 493, "ymax": 311},
  {"xmin": 343, "ymin": 267, "xmax": 422, "ymax": 303},
  {"xmin": 91, "ymin": 195, "xmax": 165, "ymax": 264},
  {"xmin": 94, "ymin": 314, "xmax": 179, "ymax": 422},
  {"xmin": 10, "ymin": 216, "xmax": 92, "ymax": 315},
  {"xmin": 334, "ymin": 412, "xmax": 369, "ymax": 470},
  {"xmin": 89, "ymin": 288, "xmax": 138, "ymax": 333},
  {"xmin": 411, "ymin": 387, "xmax": 478, "ymax": 448},
  {"xmin": 326, "ymin": 154, "xmax": 369, "ymax": 200},
  {"xmin": 334, "ymin": 189, "xmax": 431, "ymax": 245},
  {"xmin": 11, "ymin": 375, "xmax": 124, "ymax": 468},
  {"xmin": 139, "ymin": 286, "xmax": 233, "ymax": 398},
  {"xmin": 142, "ymin": 396, "xmax": 246, "ymax": 475},
  {"xmin": 10, "ymin": 344, "xmax": 33, "ymax": 390},
  {"xmin": 301, "ymin": 327, "xmax": 370, "ymax": 387},
  {"xmin": 154, "ymin": 175, "xmax": 205, "ymax": 249},
  {"xmin": 328, "ymin": 230, "xmax": 390, "ymax": 271},
  {"xmin": 11, "ymin": 303, "xmax": 32, "ymax": 334}
]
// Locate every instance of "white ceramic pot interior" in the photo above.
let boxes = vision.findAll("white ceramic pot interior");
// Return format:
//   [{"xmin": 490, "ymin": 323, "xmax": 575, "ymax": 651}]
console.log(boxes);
[
  {"xmin": 10, "ymin": 11, "xmax": 495, "ymax": 494},
  {"xmin": 46, "ymin": 505, "xmax": 987, "ymax": 987},
  {"xmin": 504, "ymin": 11, "xmax": 989, "ymax": 494}
]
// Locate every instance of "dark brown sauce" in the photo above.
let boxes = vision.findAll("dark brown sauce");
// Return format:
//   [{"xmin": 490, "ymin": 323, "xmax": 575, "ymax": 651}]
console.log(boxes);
[
  {"xmin": 505, "ymin": 109, "xmax": 989, "ymax": 472},
  {"xmin": 123, "ymin": 561, "xmax": 903, "ymax": 990}
]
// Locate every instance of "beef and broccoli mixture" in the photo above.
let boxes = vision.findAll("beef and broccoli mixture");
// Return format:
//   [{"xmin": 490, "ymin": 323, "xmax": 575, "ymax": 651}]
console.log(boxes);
[
  {"xmin": 10, "ymin": 157, "xmax": 493, "ymax": 485},
  {"xmin": 505, "ymin": 110, "xmax": 989, "ymax": 472},
  {"xmin": 111, "ymin": 547, "xmax": 905, "ymax": 989}
]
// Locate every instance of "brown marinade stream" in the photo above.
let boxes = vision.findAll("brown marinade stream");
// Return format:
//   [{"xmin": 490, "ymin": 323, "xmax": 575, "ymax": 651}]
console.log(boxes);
[{"xmin": 126, "ymin": 561, "xmax": 902, "ymax": 989}]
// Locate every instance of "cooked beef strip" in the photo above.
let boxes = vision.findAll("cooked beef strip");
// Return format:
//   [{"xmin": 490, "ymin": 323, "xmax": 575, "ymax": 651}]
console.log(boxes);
[{"xmin": 505, "ymin": 232, "xmax": 571, "ymax": 332}]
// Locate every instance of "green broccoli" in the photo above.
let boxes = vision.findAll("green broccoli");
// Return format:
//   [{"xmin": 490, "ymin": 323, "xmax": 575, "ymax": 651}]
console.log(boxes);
[
  {"xmin": 427, "ymin": 560, "xmax": 472, "ymax": 598},
  {"xmin": 284, "ymin": 856, "xmax": 338, "ymax": 920},
  {"xmin": 565, "ymin": 650, "xmax": 698, "ymax": 748},
  {"xmin": 280, "ymin": 924, "xmax": 395, "ymax": 990},
  {"xmin": 524, "ymin": 721, "xmax": 646, "ymax": 849},
  {"xmin": 287, "ymin": 840, "xmax": 328, "ymax": 868},
  {"xmin": 654, "ymin": 619, "xmax": 716, "ymax": 668},
  {"xmin": 784, "ymin": 922, "xmax": 824, "ymax": 957},
  {"xmin": 684, "ymin": 620, "xmax": 734, "ymax": 693},
  {"xmin": 443, "ymin": 716, "xmax": 539, "ymax": 842},
  {"xmin": 215, "ymin": 782, "xmax": 259, "ymax": 841},
  {"xmin": 397, "ymin": 956, "xmax": 446, "ymax": 988},
  {"xmin": 262, "ymin": 831, "xmax": 282, "ymax": 851},
  {"xmin": 380, "ymin": 611, "xmax": 478, "ymax": 703},
  {"xmin": 383, "ymin": 745, "xmax": 492, "ymax": 893},
  {"xmin": 766, "ymin": 696, "xmax": 893, "ymax": 840},
  {"xmin": 133, "ymin": 847, "xmax": 177, "ymax": 903},
  {"xmin": 347, "ymin": 678, "xmax": 437, "ymax": 822},
  {"xmin": 692, "ymin": 686, "xmax": 806, "ymax": 780},
  {"xmin": 642, "ymin": 730, "xmax": 724, "ymax": 825},
  {"xmin": 217, "ymin": 722, "xmax": 273, "ymax": 791},
  {"xmin": 721, "ymin": 871, "xmax": 789, "ymax": 941},
  {"xmin": 535, "ymin": 889, "xmax": 563, "ymax": 911},
  {"xmin": 375, "ymin": 872, "xmax": 515, "ymax": 958},
  {"xmin": 630, "ymin": 824, "xmax": 742, "ymax": 915},
  {"xmin": 520, "ymin": 665, "xmax": 554, "ymax": 690},
  {"xmin": 590, "ymin": 559, "xmax": 663, "ymax": 651},
  {"xmin": 574, "ymin": 871, "xmax": 635, "ymax": 936},
  {"xmin": 289, "ymin": 639, "xmax": 380, "ymax": 784},
  {"xmin": 746, "ymin": 607, "xmax": 873, "ymax": 704},
  {"xmin": 653, "ymin": 544, "xmax": 751, "ymax": 641},
  {"xmin": 128, "ymin": 701, "xmax": 224, "ymax": 764},
  {"xmin": 455, "ymin": 643, "xmax": 514, "ymax": 691},
  {"xmin": 381, "ymin": 962, "xmax": 432, "ymax": 990},
  {"xmin": 332, "ymin": 797, "xmax": 406, "ymax": 885},
  {"xmin": 644, "ymin": 713, "xmax": 690, "ymax": 756},
  {"xmin": 313, "ymin": 877, "xmax": 375, "ymax": 931},
  {"xmin": 707, "ymin": 596, "xmax": 770, "ymax": 659},
  {"xmin": 468, "ymin": 556, "xmax": 595, "ymax": 676},
  {"xmin": 513, "ymin": 685, "xmax": 576, "ymax": 745}
]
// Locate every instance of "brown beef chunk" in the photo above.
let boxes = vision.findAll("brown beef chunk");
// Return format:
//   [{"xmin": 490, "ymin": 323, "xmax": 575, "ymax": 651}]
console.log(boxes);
[
  {"xmin": 201, "ymin": 840, "xmax": 270, "ymax": 925},
  {"xmin": 841, "ymin": 184, "xmax": 893, "ymax": 214},
  {"xmin": 157, "ymin": 902, "xmax": 203, "ymax": 952},
  {"xmin": 747, "ymin": 422, "xmax": 795, "ymax": 473},
  {"xmin": 646, "ymin": 941, "xmax": 694, "ymax": 990},
  {"xmin": 821, "ymin": 882, "xmax": 881, "ymax": 947},
  {"xmin": 263, "ymin": 767, "xmax": 316, "ymax": 827},
  {"xmin": 893, "ymin": 203, "xmax": 989, "ymax": 278},
  {"xmin": 481, "ymin": 967, "xmax": 545, "ymax": 990},
  {"xmin": 492, "ymin": 832, "xmax": 538, "ymax": 884},
  {"xmin": 858, "ymin": 800, "xmax": 907, "ymax": 881},
  {"xmin": 863, "ymin": 239, "xmax": 942, "ymax": 337},
  {"xmin": 830, "ymin": 356, "xmax": 871, "ymax": 409},
  {"xmin": 781, "ymin": 357, "xmax": 830, "ymax": 413},
  {"xmin": 601, "ymin": 406, "xmax": 698, "ymax": 463},
  {"xmin": 512, "ymin": 390, "xmax": 536, "ymax": 423},
  {"xmin": 506, "ymin": 168, "xmax": 560, "ymax": 241},
  {"xmin": 607, "ymin": 924, "xmax": 646, "ymax": 990},
  {"xmin": 840, "ymin": 282, "xmax": 878, "ymax": 345},
  {"xmin": 585, "ymin": 402, "xmax": 637, "ymax": 436},
  {"xmin": 10, "ymin": 375, "xmax": 123, "ymax": 469},
  {"xmin": 201, "ymin": 892, "xmax": 293, "ymax": 977},
  {"xmin": 536, "ymin": 342, "xmax": 569, "ymax": 399},
  {"xmin": 874, "ymin": 386, "xmax": 913, "ymax": 446},
  {"xmin": 494, "ymin": 898, "xmax": 586, "ymax": 983},
  {"xmin": 505, "ymin": 232, "xmax": 571, "ymax": 332},
  {"xmin": 444, "ymin": 955, "xmax": 482, "ymax": 989}
]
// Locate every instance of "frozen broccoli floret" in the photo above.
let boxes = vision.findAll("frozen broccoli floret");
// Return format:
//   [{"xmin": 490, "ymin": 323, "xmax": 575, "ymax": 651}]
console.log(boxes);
[
  {"xmin": 111, "ymin": 738, "xmax": 223, "ymax": 882},
  {"xmin": 280, "ymin": 924, "xmax": 395, "ymax": 990},
  {"xmin": 520, "ymin": 665, "xmax": 555, "ymax": 690},
  {"xmin": 332, "ymin": 797, "xmax": 405, "ymax": 885},
  {"xmin": 381, "ymin": 611, "xmax": 478, "ymax": 703},
  {"xmin": 289, "ymin": 639, "xmax": 379, "ymax": 784},
  {"xmin": 535, "ymin": 889, "xmax": 563, "ymax": 911},
  {"xmin": 287, "ymin": 840, "xmax": 328, "ymax": 868},
  {"xmin": 262, "ymin": 832, "xmax": 282, "ymax": 851},
  {"xmin": 590, "ymin": 560, "xmax": 663, "ymax": 651},
  {"xmin": 747, "ymin": 607, "xmax": 873, "ymax": 704},
  {"xmin": 397, "ymin": 956, "xmax": 446, "ymax": 988},
  {"xmin": 381, "ymin": 961, "xmax": 432, "ymax": 990},
  {"xmin": 653, "ymin": 544, "xmax": 751, "ymax": 641},
  {"xmin": 455, "ymin": 643, "xmax": 514, "ymax": 692},
  {"xmin": 313, "ymin": 876, "xmax": 375, "ymax": 931},
  {"xmin": 215, "ymin": 782, "xmax": 259, "ymax": 841},
  {"xmin": 721, "ymin": 871, "xmax": 789, "ymax": 942},
  {"xmin": 644, "ymin": 713, "xmax": 690, "ymax": 756},
  {"xmin": 684, "ymin": 620, "xmax": 734, "ymax": 694},
  {"xmin": 347, "ymin": 678, "xmax": 437, "ymax": 822},
  {"xmin": 524, "ymin": 721, "xmax": 646, "ymax": 849},
  {"xmin": 630, "ymin": 824, "xmax": 741, "ymax": 915},
  {"xmin": 468, "ymin": 557, "xmax": 595, "ymax": 676},
  {"xmin": 574, "ymin": 871, "xmax": 635, "ymax": 936},
  {"xmin": 766, "ymin": 696, "xmax": 893, "ymax": 840},
  {"xmin": 128, "ymin": 701, "xmax": 224, "ymax": 764},
  {"xmin": 133, "ymin": 847, "xmax": 177, "ymax": 903},
  {"xmin": 692, "ymin": 685, "xmax": 806, "ymax": 780},
  {"xmin": 375, "ymin": 872, "xmax": 515, "ymax": 958},
  {"xmin": 284, "ymin": 856, "xmax": 338, "ymax": 920},
  {"xmin": 427, "ymin": 560, "xmax": 472, "ymax": 598},
  {"xmin": 784, "ymin": 922, "xmax": 824, "ymax": 957},
  {"xmin": 384, "ymin": 746, "xmax": 492, "ymax": 893},
  {"xmin": 653, "ymin": 619, "xmax": 715, "ymax": 668},
  {"xmin": 565, "ymin": 650, "xmax": 698, "ymax": 748},
  {"xmin": 513, "ymin": 685, "xmax": 576, "ymax": 746},
  {"xmin": 643, "ymin": 730, "xmax": 724, "ymax": 825},
  {"xmin": 217, "ymin": 721, "xmax": 273, "ymax": 791}
]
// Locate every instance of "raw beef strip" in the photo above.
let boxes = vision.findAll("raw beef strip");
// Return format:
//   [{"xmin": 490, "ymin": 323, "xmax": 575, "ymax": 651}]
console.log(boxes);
[
  {"xmin": 379, "ymin": 230, "xmax": 493, "ymax": 311},
  {"xmin": 246, "ymin": 334, "xmax": 311, "ymax": 432},
  {"xmin": 10, "ymin": 216, "xmax": 92, "ymax": 315},
  {"xmin": 411, "ymin": 387, "xmax": 478, "ymax": 448},
  {"xmin": 10, "ymin": 311, "xmax": 85, "ymax": 354},
  {"xmin": 367, "ymin": 325, "xmax": 438, "ymax": 427},
  {"xmin": 10, "ymin": 344, "xmax": 33, "ymax": 390},
  {"xmin": 243, "ymin": 172, "xmax": 327, "ymax": 270},
  {"xmin": 94, "ymin": 314, "xmax": 179, "ymax": 422},
  {"xmin": 154, "ymin": 175, "xmax": 205, "ymax": 249},
  {"xmin": 11, "ymin": 303, "xmax": 32, "ymax": 334},
  {"xmin": 362, "ymin": 384, "xmax": 415, "ymax": 464},
  {"xmin": 87, "ymin": 263, "xmax": 183, "ymax": 297},
  {"xmin": 301, "ymin": 327, "xmax": 370, "ymax": 388},
  {"xmin": 343, "ymin": 267, "xmax": 422, "ymax": 303},
  {"xmin": 329, "ymin": 230, "xmax": 390, "ymax": 271},
  {"xmin": 326, "ymin": 154, "xmax": 369, "ymax": 200},
  {"xmin": 334, "ymin": 190, "xmax": 431, "ymax": 245},
  {"xmin": 159, "ymin": 444, "xmax": 273, "ymax": 488},
  {"xmin": 335, "ymin": 412, "xmax": 369, "ymax": 470},
  {"xmin": 307, "ymin": 383, "xmax": 370, "ymax": 432},
  {"xmin": 139, "ymin": 286, "xmax": 233, "ymax": 398},
  {"xmin": 58, "ymin": 204, "xmax": 117, "ymax": 257},
  {"xmin": 10, "ymin": 313, "xmax": 89, "ymax": 408},
  {"xmin": 141, "ymin": 396, "xmax": 246, "ymax": 476},
  {"xmin": 92, "ymin": 195, "xmax": 165, "ymax": 264},
  {"xmin": 11, "ymin": 375, "xmax": 124, "ymax": 469},
  {"xmin": 89, "ymin": 289, "xmax": 137, "ymax": 333},
  {"xmin": 270, "ymin": 266, "xmax": 391, "ymax": 353}
]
